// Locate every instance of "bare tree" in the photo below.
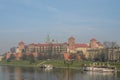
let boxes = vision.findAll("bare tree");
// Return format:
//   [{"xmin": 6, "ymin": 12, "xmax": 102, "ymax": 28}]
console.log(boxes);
[{"xmin": 103, "ymin": 41, "xmax": 119, "ymax": 48}]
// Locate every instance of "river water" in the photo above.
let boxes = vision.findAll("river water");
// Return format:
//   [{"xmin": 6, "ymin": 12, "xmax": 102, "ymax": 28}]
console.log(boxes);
[{"xmin": 0, "ymin": 66, "xmax": 120, "ymax": 80}]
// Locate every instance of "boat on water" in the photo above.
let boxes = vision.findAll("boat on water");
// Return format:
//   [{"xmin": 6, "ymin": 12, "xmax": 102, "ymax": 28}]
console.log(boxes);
[
  {"xmin": 83, "ymin": 63, "xmax": 116, "ymax": 72},
  {"xmin": 83, "ymin": 66, "xmax": 115, "ymax": 72},
  {"xmin": 86, "ymin": 71, "xmax": 114, "ymax": 76},
  {"xmin": 40, "ymin": 64, "xmax": 53, "ymax": 70}
]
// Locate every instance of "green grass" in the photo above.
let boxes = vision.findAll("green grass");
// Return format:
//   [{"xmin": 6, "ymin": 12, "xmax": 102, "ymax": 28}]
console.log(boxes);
[
  {"xmin": 0, "ymin": 60, "xmax": 86, "ymax": 68},
  {"xmin": 0, "ymin": 60, "xmax": 120, "ymax": 69},
  {"xmin": 0, "ymin": 60, "xmax": 36, "ymax": 67}
]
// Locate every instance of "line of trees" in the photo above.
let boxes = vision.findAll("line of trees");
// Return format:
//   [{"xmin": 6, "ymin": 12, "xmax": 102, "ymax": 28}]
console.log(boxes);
[{"xmin": 103, "ymin": 41, "xmax": 119, "ymax": 48}]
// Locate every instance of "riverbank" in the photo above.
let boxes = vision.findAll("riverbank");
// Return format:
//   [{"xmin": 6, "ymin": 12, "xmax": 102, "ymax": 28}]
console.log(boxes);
[
  {"xmin": 0, "ymin": 60, "xmax": 120, "ymax": 70},
  {"xmin": 0, "ymin": 60, "xmax": 89, "ymax": 68}
]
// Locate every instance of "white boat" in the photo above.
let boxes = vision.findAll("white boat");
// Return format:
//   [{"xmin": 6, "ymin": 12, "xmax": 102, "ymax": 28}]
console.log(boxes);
[
  {"xmin": 40, "ymin": 64, "xmax": 53, "ymax": 70},
  {"xmin": 86, "ymin": 71, "xmax": 114, "ymax": 76},
  {"xmin": 83, "ymin": 66, "xmax": 115, "ymax": 72}
]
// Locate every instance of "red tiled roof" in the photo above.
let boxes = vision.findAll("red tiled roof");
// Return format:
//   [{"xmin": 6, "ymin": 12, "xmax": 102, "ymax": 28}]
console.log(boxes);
[
  {"xmin": 63, "ymin": 42, "xmax": 68, "ymax": 44},
  {"xmin": 75, "ymin": 44, "xmax": 89, "ymax": 48},
  {"xmin": 36, "ymin": 44, "xmax": 49, "ymax": 46},
  {"xmin": 28, "ymin": 43, "xmax": 63, "ymax": 47}
]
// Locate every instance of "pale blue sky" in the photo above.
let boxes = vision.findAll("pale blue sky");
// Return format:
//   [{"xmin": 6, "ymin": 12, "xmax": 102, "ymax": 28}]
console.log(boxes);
[{"xmin": 0, "ymin": 0, "xmax": 120, "ymax": 54}]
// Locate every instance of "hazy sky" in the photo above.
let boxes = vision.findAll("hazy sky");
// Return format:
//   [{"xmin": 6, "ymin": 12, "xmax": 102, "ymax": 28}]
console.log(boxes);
[{"xmin": 0, "ymin": 0, "xmax": 120, "ymax": 54}]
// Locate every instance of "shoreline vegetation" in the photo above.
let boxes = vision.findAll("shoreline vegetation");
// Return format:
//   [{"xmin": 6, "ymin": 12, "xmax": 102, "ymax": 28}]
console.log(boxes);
[{"xmin": 0, "ymin": 60, "xmax": 120, "ymax": 71}]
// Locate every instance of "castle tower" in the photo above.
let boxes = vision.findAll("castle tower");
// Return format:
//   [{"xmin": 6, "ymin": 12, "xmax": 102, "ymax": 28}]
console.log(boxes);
[
  {"xmin": 46, "ymin": 34, "xmax": 50, "ymax": 43},
  {"xmin": 18, "ymin": 41, "xmax": 25, "ymax": 53},
  {"xmin": 90, "ymin": 38, "xmax": 97, "ymax": 48},
  {"xmin": 68, "ymin": 36, "xmax": 75, "ymax": 50}
]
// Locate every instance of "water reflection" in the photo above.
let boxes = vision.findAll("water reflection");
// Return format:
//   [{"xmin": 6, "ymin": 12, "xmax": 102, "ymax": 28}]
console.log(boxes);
[
  {"xmin": 0, "ymin": 66, "xmax": 120, "ymax": 80},
  {"xmin": 14, "ymin": 67, "xmax": 24, "ymax": 80}
]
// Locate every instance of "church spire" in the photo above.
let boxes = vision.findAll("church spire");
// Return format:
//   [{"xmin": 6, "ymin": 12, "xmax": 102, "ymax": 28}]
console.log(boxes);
[{"xmin": 46, "ymin": 34, "xmax": 50, "ymax": 43}]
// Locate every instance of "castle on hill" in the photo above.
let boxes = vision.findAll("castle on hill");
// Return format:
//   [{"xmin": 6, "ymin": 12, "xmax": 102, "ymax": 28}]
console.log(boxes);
[{"xmin": 5, "ymin": 36, "xmax": 103, "ymax": 60}]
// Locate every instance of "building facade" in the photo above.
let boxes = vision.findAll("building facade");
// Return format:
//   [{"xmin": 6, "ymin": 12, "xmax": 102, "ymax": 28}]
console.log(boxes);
[
  {"xmin": 5, "ymin": 36, "xmax": 103, "ymax": 60},
  {"xmin": 25, "ymin": 43, "xmax": 68, "ymax": 55},
  {"xmin": 67, "ymin": 37, "xmax": 103, "ymax": 59},
  {"xmin": 104, "ymin": 48, "xmax": 120, "ymax": 62}
]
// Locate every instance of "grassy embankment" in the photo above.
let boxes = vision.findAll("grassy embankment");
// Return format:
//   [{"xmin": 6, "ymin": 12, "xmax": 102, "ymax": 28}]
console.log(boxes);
[
  {"xmin": 0, "ymin": 60, "xmax": 88, "ymax": 68},
  {"xmin": 0, "ymin": 60, "xmax": 120, "ymax": 70}
]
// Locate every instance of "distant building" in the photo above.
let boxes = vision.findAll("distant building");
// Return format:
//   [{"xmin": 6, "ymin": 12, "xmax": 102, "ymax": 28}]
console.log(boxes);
[
  {"xmin": 68, "ymin": 36, "xmax": 76, "ymax": 53},
  {"xmin": 90, "ymin": 38, "xmax": 103, "ymax": 49},
  {"xmin": 67, "ymin": 36, "xmax": 103, "ymax": 59},
  {"xmin": 5, "ymin": 52, "xmax": 12, "ymax": 60},
  {"xmin": 87, "ymin": 48, "xmax": 103, "ymax": 61},
  {"xmin": 25, "ymin": 43, "xmax": 67, "ymax": 55},
  {"xmin": 7, "ymin": 36, "xmax": 103, "ymax": 60},
  {"xmin": 104, "ymin": 47, "xmax": 120, "ymax": 62},
  {"xmin": 0, "ymin": 55, "xmax": 4, "ymax": 61},
  {"xmin": 18, "ymin": 41, "xmax": 25, "ymax": 52}
]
